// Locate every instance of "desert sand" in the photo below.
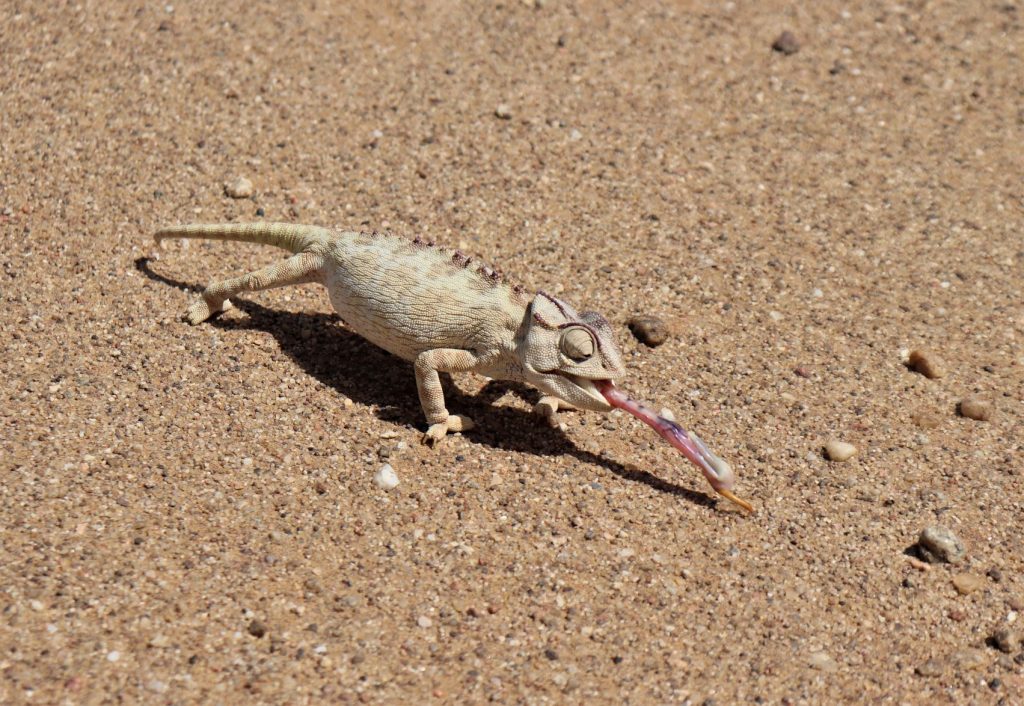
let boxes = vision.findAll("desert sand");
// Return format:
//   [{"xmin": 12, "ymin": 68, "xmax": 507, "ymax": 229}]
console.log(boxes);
[{"xmin": 1, "ymin": 1, "xmax": 1022, "ymax": 703}]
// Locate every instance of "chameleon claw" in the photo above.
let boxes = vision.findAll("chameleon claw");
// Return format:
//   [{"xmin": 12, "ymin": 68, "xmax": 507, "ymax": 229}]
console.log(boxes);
[
  {"xmin": 185, "ymin": 297, "xmax": 231, "ymax": 325},
  {"xmin": 421, "ymin": 415, "xmax": 475, "ymax": 446},
  {"xmin": 534, "ymin": 397, "xmax": 561, "ymax": 427}
]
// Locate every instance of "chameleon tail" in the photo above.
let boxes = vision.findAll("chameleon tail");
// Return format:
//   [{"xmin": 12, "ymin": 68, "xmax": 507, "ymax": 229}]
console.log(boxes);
[{"xmin": 154, "ymin": 222, "xmax": 329, "ymax": 254}]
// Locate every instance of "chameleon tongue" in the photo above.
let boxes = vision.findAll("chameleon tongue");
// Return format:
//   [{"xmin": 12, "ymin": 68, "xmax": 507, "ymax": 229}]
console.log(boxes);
[{"xmin": 595, "ymin": 380, "xmax": 753, "ymax": 513}]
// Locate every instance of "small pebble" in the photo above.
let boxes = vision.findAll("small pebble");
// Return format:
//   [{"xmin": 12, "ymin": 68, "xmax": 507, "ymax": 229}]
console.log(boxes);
[
  {"xmin": 824, "ymin": 440, "xmax": 857, "ymax": 462},
  {"xmin": 906, "ymin": 556, "xmax": 930, "ymax": 571},
  {"xmin": 959, "ymin": 395, "xmax": 993, "ymax": 421},
  {"xmin": 951, "ymin": 573, "xmax": 985, "ymax": 595},
  {"xmin": 627, "ymin": 315, "xmax": 669, "ymax": 347},
  {"xmin": 247, "ymin": 620, "xmax": 267, "ymax": 638},
  {"xmin": 952, "ymin": 648, "xmax": 987, "ymax": 670},
  {"xmin": 915, "ymin": 659, "xmax": 942, "ymax": 677},
  {"xmin": 374, "ymin": 463, "xmax": 399, "ymax": 491},
  {"xmin": 910, "ymin": 408, "xmax": 944, "ymax": 429},
  {"xmin": 807, "ymin": 651, "xmax": 837, "ymax": 672},
  {"xmin": 771, "ymin": 31, "xmax": 800, "ymax": 55},
  {"xmin": 417, "ymin": 615, "xmax": 433, "ymax": 628},
  {"xmin": 494, "ymin": 104, "xmax": 512, "ymax": 120},
  {"xmin": 106, "ymin": 650, "xmax": 120, "ymax": 662},
  {"xmin": 224, "ymin": 176, "xmax": 254, "ymax": 199},
  {"xmin": 908, "ymin": 349, "xmax": 945, "ymax": 379},
  {"xmin": 916, "ymin": 525, "xmax": 966, "ymax": 564},
  {"xmin": 989, "ymin": 628, "xmax": 1021, "ymax": 653}
]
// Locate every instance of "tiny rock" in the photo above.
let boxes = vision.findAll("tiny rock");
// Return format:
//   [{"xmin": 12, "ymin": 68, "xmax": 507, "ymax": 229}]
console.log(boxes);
[
  {"xmin": 959, "ymin": 395, "xmax": 993, "ymax": 421},
  {"xmin": 915, "ymin": 659, "xmax": 942, "ymax": 677},
  {"xmin": 990, "ymin": 628, "xmax": 1022, "ymax": 653},
  {"xmin": 225, "ymin": 177, "xmax": 254, "ymax": 199},
  {"xmin": 771, "ymin": 31, "xmax": 800, "ymax": 55},
  {"xmin": 908, "ymin": 349, "xmax": 945, "ymax": 379},
  {"xmin": 824, "ymin": 440, "xmax": 857, "ymax": 462},
  {"xmin": 808, "ymin": 651, "xmax": 838, "ymax": 672},
  {"xmin": 374, "ymin": 463, "xmax": 399, "ymax": 491},
  {"xmin": 247, "ymin": 620, "xmax": 267, "ymax": 638},
  {"xmin": 417, "ymin": 615, "xmax": 433, "ymax": 628},
  {"xmin": 628, "ymin": 315, "xmax": 669, "ymax": 347},
  {"xmin": 916, "ymin": 525, "xmax": 966, "ymax": 564},
  {"xmin": 910, "ymin": 408, "xmax": 944, "ymax": 429},
  {"xmin": 494, "ymin": 104, "xmax": 512, "ymax": 120},
  {"xmin": 987, "ymin": 631, "xmax": 1019, "ymax": 651},
  {"xmin": 952, "ymin": 648, "xmax": 988, "ymax": 670},
  {"xmin": 951, "ymin": 573, "xmax": 985, "ymax": 596}
]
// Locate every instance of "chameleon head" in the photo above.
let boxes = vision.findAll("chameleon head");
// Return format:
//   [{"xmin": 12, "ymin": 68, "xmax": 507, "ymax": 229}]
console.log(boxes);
[{"xmin": 517, "ymin": 292, "xmax": 626, "ymax": 411}]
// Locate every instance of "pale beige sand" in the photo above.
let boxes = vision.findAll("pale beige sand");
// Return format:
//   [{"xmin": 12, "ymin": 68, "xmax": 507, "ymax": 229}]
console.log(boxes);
[{"xmin": 1, "ymin": 1, "xmax": 1022, "ymax": 703}]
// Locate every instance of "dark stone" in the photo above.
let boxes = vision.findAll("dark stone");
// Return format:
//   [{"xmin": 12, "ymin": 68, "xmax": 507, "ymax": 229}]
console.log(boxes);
[
  {"xmin": 628, "ymin": 316, "xmax": 669, "ymax": 347},
  {"xmin": 772, "ymin": 31, "xmax": 800, "ymax": 55},
  {"xmin": 247, "ymin": 620, "xmax": 267, "ymax": 638}
]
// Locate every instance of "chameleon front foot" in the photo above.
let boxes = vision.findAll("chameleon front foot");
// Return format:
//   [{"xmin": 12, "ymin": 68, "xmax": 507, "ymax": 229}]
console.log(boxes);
[
  {"xmin": 534, "ymin": 396, "xmax": 575, "ymax": 428},
  {"xmin": 421, "ymin": 414, "xmax": 475, "ymax": 445},
  {"xmin": 185, "ymin": 296, "xmax": 232, "ymax": 325}
]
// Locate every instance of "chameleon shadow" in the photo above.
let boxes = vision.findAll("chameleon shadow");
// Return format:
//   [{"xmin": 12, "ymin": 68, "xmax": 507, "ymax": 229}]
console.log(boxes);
[{"xmin": 135, "ymin": 257, "xmax": 717, "ymax": 507}]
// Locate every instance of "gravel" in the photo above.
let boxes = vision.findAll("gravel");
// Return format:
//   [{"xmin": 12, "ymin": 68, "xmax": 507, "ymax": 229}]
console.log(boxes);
[
  {"xmin": 907, "ymin": 349, "xmax": 946, "ymax": 379},
  {"xmin": 374, "ymin": 463, "xmax": 400, "ymax": 490},
  {"xmin": 989, "ymin": 628, "xmax": 1021, "ymax": 653},
  {"xmin": 627, "ymin": 315, "xmax": 669, "ymax": 347},
  {"xmin": 958, "ymin": 395, "xmax": 993, "ymax": 421},
  {"xmin": 951, "ymin": 573, "xmax": 985, "ymax": 595},
  {"xmin": 951, "ymin": 648, "xmax": 988, "ymax": 671},
  {"xmin": 916, "ymin": 526, "xmax": 967, "ymax": 564},
  {"xmin": 910, "ymin": 408, "xmax": 944, "ymax": 429},
  {"xmin": 824, "ymin": 440, "xmax": 857, "ymax": 462},
  {"xmin": 771, "ymin": 31, "xmax": 800, "ymax": 55},
  {"xmin": 224, "ymin": 176, "xmax": 254, "ymax": 199}
]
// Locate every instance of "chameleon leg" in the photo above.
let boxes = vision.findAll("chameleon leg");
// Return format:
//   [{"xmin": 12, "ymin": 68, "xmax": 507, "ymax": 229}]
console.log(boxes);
[
  {"xmin": 186, "ymin": 252, "xmax": 324, "ymax": 325},
  {"xmin": 534, "ymin": 396, "xmax": 578, "ymax": 427},
  {"xmin": 414, "ymin": 348, "xmax": 481, "ymax": 445}
]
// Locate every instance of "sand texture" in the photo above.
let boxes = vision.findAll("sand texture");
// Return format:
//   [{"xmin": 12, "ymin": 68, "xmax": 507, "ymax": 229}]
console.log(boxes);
[{"xmin": 1, "ymin": 1, "xmax": 1022, "ymax": 703}]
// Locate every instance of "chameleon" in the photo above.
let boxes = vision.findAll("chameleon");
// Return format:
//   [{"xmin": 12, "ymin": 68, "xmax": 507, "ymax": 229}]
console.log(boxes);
[{"xmin": 154, "ymin": 222, "xmax": 752, "ymax": 511}]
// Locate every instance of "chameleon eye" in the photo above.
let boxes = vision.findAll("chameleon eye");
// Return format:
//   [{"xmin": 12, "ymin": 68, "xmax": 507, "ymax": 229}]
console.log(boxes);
[{"xmin": 560, "ymin": 327, "xmax": 595, "ymax": 361}]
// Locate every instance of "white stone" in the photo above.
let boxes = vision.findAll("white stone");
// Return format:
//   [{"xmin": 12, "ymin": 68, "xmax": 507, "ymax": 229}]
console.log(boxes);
[
  {"xmin": 825, "ymin": 440, "xmax": 857, "ymax": 462},
  {"xmin": 224, "ymin": 176, "xmax": 253, "ymax": 199},
  {"xmin": 373, "ymin": 463, "xmax": 399, "ymax": 490}
]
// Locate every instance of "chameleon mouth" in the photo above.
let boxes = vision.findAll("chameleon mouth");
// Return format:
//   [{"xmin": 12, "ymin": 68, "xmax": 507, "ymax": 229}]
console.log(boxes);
[{"xmin": 542, "ymin": 370, "xmax": 612, "ymax": 409}]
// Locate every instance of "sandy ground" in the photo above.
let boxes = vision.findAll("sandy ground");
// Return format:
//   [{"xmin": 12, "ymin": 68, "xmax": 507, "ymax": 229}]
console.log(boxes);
[{"xmin": 2, "ymin": 1, "xmax": 1023, "ymax": 703}]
